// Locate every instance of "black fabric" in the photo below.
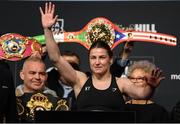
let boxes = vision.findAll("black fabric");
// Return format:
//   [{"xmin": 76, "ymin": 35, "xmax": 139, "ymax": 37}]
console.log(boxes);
[
  {"xmin": 16, "ymin": 92, "xmax": 62, "ymax": 122},
  {"xmin": 47, "ymin": 68, "xmax": 77, "ymax": 111},
  {"xmin": 110, "ymin": 58, "xmax": 128, "ymax": 77},
  {"xmin": 47, "ymin": 68, "xmax": 64, "ymax": 98},
  {"xmin": 77, "ymin": 75, "xmax": 125, "ymax": 111},
  {"xmin": 0, "ymin": 60, "xmax": 18, "ymax": 123},
  {"xmin": 125, "ymin": 102, "xmax": 170, "ymax": 122},
  {"xmin": 35, "ymin": 111, "xmax": 135, "ymax": 123},
  {"xmin": 171, "ymin": 101, "xmax": 180, "ymax": 122}
]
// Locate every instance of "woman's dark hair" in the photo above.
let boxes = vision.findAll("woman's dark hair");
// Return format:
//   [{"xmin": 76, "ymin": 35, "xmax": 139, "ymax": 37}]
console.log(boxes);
[{"xmin": 89, "ymin": 40, "xmax": 113, "ymax": 58}]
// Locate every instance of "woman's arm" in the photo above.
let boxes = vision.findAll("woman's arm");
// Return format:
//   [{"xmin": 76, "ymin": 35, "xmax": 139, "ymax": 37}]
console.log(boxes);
[{"xmin": 39, "ymin": 2, "xmax": 79, "ymax": 86}]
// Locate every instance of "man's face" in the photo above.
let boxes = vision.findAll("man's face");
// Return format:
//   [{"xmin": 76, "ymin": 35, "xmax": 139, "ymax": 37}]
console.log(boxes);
[{"xmin": 20, "ymin": 61, "xmax": 47, "ymax": 93}]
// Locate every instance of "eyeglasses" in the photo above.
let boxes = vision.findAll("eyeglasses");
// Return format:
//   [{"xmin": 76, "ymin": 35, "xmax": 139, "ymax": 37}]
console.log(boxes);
[{"xmin": 128, "ymin": 76, "xmax": 147, "ymax": 82}]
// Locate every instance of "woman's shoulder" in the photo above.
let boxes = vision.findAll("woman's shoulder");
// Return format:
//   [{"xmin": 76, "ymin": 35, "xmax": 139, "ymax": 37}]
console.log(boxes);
[
  {"xmin": 116, "ymin": 76, "xmax": 132, "ymax": 91},
  {"xmin": 75, "ymin": 70, "xmax": 89, "ymax": 88},
  {"xmin": 116, "ymin": 76, "xmax": 129, "ymax": 83},
  {"xmin": 76, "ymin": 70, "xmax": 88, "ymax": 80}
]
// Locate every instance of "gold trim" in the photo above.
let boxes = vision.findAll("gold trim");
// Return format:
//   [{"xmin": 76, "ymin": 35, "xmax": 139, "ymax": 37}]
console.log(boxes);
[
  {"xmin": 55, "ymin": 99, "xmax": 69, "ymax": 111},
  {"xmin": 16, "ymin": 98, "xmax": 25, "ymax": 115},
  {"xmin": 26, "ymin": 93, "xmax": 53, "ymax": 120}
]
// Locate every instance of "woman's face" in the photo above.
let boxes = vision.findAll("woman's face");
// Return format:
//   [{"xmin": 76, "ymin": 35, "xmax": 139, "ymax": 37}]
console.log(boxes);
[
  {"xmin": 89, "ymin": 48, "xmax": 112, "ymax": 75},
  {"xmin": 128, "ymin": 68, "xmax": 148, "ymax": 87}
]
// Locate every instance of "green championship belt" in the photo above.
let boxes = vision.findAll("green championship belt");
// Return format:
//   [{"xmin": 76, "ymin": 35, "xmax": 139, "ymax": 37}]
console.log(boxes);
[
  {"xmin": 0, "ymin": 17, "xmax": 177, "ymax": 61},
  {"xmin": 34, "ymin": 17, "xmax": 177, "ymax": 49}
]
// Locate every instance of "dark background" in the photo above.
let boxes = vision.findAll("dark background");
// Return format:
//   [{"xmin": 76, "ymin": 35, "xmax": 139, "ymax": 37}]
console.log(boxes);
[{"xmin": 0, "ymin": 1, "xmax": 180, "ymax": 112}]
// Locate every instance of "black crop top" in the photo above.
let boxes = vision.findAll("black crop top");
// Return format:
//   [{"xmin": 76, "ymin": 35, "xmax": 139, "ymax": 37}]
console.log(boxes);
[{"xmin": 76, "ymin": 75, "xmax": 125, "ymax": 111}]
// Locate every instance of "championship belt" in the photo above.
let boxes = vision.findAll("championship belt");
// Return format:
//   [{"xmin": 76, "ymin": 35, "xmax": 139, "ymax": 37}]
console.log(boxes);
[
  {"xmin": 16, "ymin": 92, "xmax": 70, "ymax": 122},
  {"xmin": 34, "ymin": 17, "xmax": 177, "ymax": 49},
  {"xmin": 0, "ymin": 33, "xmax": 42, "ymax": 61},
  {"xmin": 16, "ymin": 93, "xmax": 54, "ymax": 122},
  {"xmin": 0, "ymin": 17, "xmax": 177, "ymax": 61}
]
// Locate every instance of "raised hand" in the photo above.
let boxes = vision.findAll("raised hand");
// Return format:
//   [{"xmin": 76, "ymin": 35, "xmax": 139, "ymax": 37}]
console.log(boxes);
[
  {"xmin": 146, "ymin": 68, "xmax": 165, "ymax": 87},
  {"xmin": 121, "ymin": 41, "xmax": 134, "ymax": 59},
  {"xmin": 30, "ymin": 51, "xmax": 42, "ymax": 59},
  {"xmin": 39, "ymin": 2, "xmax": 58, "ymax": 29},
  {"xmin": 124, "ymin": 41, "xmax": 134, "ymax": 53}
]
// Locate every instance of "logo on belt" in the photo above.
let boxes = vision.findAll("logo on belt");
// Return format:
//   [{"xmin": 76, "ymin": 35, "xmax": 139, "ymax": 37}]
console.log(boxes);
[{"xmin": 26, "ymin": 93, "xmax": 53, "ymax": 120}]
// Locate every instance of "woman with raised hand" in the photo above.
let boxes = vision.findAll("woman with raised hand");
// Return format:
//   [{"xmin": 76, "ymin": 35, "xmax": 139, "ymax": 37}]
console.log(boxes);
[{"xmin": 39, "ymin": 2, "xmax": 164, "ymax": 111}]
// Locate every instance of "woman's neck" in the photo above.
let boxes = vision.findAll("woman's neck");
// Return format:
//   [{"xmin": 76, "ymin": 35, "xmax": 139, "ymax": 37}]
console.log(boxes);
[
  {"xmin": 92, "ymin": 73, "xmax": 112, "ymax": 90},
  {"xmin": 92, "ymin": 72, "xmax": 111, "ymax": 81}
]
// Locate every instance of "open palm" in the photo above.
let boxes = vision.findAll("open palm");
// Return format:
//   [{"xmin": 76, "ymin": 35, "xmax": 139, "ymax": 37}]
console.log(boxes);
[
  {"xmin": 39, "ymin": 2, "xmax": 58, "ymax": 29},
  {"xmin": 147, "ymin": 68, "xmax": 165, "ymax": 87}
]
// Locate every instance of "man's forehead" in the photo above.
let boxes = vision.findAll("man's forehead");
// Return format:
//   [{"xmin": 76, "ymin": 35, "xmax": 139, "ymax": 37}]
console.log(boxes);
[{"xmin": 23, "ymin": 61, "xmax": 45, "ymax": 69}]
